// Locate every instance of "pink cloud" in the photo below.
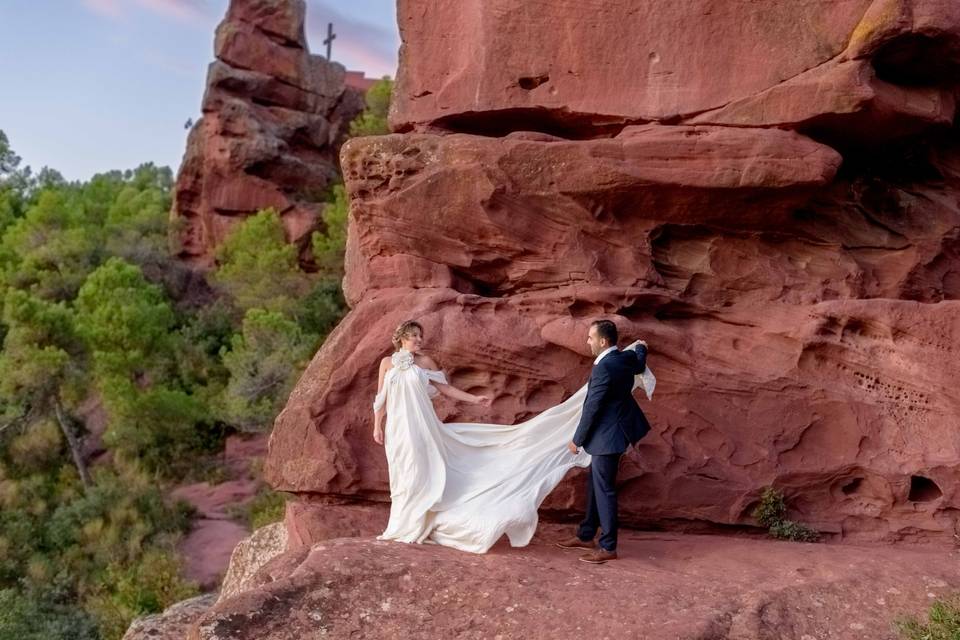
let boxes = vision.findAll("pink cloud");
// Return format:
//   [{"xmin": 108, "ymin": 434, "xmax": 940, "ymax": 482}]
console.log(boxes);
[
  {"xmin": 135, "ymin": 0, "xmax": 207, "ymax": 24},
  {"xmin": 82, "ymin": 0, "xmax": 397, "ymax": 75},
  {"xmin": 81, "ymin": 0, "xmax": 124, "ymax": 19},
  {"xmin": 332, "ymin": 38, "xmax": 397, "ymax": 78},
  {"xmin": 81, "ymin": 0, "xmax": 210, "ymax": 25}
]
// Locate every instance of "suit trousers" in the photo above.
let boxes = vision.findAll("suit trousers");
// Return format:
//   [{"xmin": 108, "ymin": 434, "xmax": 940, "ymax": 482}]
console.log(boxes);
[{"xmin": 576, "ymin": 453, "xmax": 622, "ymax": 552}]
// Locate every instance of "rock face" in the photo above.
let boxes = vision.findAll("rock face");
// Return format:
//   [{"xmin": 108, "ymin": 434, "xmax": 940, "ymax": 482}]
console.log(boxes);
[
  {"xmin": 123, "ymin": 593, "xmax": 217, "ymax": 640},
  {"xmin": 263, "ymin": 0, "xmax": 960, "ymax": 545},
  {"xmin": 123, "ymin": 522, "xmax": 286, "ymax": 639},
  {"xmin": 338, "ymin": 126, "xmax": 841, "ymax": 306},
  {"xmin": 217, "ymin": 522, "xmax": 288, "ymax": 604},
  {"xmin": 391, "ymin": 0, "xmax": 960, "ymax": 146},
  {"xmin": 171, "ymin": 0, "xmax": 364, "ymax": 266},
  {"xmin": 191, "ymin": 526, "xmax": 960, "ymax": 640}
]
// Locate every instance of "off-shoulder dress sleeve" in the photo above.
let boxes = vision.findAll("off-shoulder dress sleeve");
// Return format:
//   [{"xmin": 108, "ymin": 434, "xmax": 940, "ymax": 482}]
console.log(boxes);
[{"xmin": 420, "ymin": 368, "xmax": 448, "ymax": 398}]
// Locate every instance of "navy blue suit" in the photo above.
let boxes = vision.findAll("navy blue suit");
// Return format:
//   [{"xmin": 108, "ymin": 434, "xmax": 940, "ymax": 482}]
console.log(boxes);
[{"xmin": 573, "ymin": 346, "xmax": 650, "ymax": 551}]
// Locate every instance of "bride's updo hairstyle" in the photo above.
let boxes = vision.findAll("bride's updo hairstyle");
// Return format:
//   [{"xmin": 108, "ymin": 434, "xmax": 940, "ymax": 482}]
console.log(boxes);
[{"xmin": 392, "ymin": 320, "xmax": 424, "ymax": 352}]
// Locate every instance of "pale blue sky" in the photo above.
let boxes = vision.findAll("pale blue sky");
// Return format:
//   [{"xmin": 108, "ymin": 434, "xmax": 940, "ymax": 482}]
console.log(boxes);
[{"xmin": 0, "ymin": 1, "xmax": 399, "ymax": 181}]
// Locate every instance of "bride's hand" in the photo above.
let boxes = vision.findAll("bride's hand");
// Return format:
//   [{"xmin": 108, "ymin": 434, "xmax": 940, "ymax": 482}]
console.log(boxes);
[
  {"xmin": 625, "ymin": 339, "xmax": 647, "ymax": 351},
  {"xmin": 373, "ymin": 425, "xmax": 384, "ymax": 445},
  {"xmin": 472, "ymin": 394, "xmax": 491, "ymax": 406}
]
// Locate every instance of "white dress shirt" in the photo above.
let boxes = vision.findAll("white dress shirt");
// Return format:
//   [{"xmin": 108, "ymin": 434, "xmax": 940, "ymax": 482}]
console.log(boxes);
[{"xmin": 593, "ymin": 346, "xmax": 617, "ymax": 365}]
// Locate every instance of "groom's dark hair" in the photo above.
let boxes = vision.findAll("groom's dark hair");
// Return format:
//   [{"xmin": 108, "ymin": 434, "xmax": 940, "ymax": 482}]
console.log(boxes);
[{"xmin": 591, "ymin": 320, "xmax": 618, "ymax": 347}]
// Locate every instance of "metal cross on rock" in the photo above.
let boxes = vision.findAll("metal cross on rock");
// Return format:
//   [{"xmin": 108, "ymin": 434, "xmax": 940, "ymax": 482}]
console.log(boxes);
[{"xmin": 323, "ymin": 22, "xmax": 336, "ymax": 60}]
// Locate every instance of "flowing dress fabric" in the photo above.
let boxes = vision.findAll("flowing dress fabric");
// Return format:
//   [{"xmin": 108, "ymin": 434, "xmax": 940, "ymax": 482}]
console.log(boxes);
[{"xmin": 373, "ymin": 347, "xmax": 653, "ymax": 554}]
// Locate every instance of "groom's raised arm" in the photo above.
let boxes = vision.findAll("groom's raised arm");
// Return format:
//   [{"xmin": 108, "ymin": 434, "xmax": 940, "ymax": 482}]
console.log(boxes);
[
  {"xmin": 572, "ymin": 364, "xmax": 612, "ymax": 448},
  {"xmin": 629, "ymin": 344, "xmax": 648, "ymax": 375}
]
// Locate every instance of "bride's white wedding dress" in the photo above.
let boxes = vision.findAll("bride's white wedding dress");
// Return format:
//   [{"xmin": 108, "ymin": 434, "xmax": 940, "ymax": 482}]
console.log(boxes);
[{"xmin": 372, "ymin": 345, "xmax": 654, "ymax": 554}]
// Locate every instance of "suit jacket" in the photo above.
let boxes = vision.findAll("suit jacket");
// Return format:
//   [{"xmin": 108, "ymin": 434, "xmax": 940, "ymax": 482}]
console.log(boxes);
[{"xmin": 572, "ymin": 346, "xmax": 651, "ymax": 455}]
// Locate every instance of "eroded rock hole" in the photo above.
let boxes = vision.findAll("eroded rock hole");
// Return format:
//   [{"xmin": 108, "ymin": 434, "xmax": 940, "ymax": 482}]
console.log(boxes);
[
  {"xmin": 908, "ymin": 475, "xmax": 942, "ymax": 502},
  {"xmin": 518, "ymin": 74, "xmax": 550, "ymax": 90},
  {"xmin": 872, "ymin": 33, "xmax": 960, "ymax": 87},
  {"xmin": 841, "ymin": 478, "xmax": 863, "ymax": 495},
  {"xmin": 840, "ymin": 478, "xmax": 863, "ymax": 496}
]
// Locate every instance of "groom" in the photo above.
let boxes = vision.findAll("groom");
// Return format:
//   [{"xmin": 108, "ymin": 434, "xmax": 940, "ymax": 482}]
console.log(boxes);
[{"xmin": 558, "ymin": 319, "xmax": 650, "ymax": 564}]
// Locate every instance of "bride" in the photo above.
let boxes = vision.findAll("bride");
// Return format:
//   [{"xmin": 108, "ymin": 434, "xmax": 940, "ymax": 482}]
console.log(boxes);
[{"xmin": 372, "ymin": 320, "xmax": 645, "ymax": 554}]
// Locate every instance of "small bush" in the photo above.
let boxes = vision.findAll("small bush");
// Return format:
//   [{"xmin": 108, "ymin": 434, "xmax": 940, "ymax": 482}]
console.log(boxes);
[
  {"xmin": 348, "ymin": 77, "xmax": 393, "ymax": 137},
  {"xmin": 753, "ymin": 486, "xmax": 787, "ymax": 528},
  {"xmin": 751, "ymin": 487, "xmax": 819, "ymax": 542},
  {"xmin": 228, "ymin": 488, "xmax": 288, "ymax": 530},
  {"xmin": 895, "ymin": 595, "xmax": 960, "ymax": 640},
  {"xmin": 768, "ymin": 519, "xmax": 820, "ymax": 542}
]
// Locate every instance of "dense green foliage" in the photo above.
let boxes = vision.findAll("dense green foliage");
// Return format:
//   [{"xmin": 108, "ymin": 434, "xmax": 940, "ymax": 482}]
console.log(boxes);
[
  {"xmin": 0, "ymin": 157, "xmax": 209, "ymax": 639},
  {"xmin": 0, "ymin": 145, "xmax": 334, "ymax": 639},
  {"xmin": 0, "ymin": 78, "xmax": 389, "ymax": 638}
]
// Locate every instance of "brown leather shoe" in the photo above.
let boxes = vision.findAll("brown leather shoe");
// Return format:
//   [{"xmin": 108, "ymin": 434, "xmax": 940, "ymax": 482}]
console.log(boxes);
[
  {"xmin": 579, "ymin": 548, "xmax": 618, "ymax": 564},
  {"xmin": 555, "ymin": 536, "xmax": 596, "ymax": 550}
]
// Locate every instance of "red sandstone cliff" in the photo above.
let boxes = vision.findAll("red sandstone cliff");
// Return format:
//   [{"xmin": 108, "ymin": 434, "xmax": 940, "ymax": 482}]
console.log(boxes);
[
  {"xmin": 265, "ymin": 0, "xmax": 960, "ymax": 545},
  {"xmin": 170, "ymin": 0, "xmax": 364, "ymax": 266},
  {"xmin": 128, "ymin": 2, "xmax": 960, "ymax": 638}
]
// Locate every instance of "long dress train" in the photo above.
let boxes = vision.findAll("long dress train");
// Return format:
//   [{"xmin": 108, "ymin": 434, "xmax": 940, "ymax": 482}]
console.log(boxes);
[{"xmin": 372, "ymin": 345, "xmax": 653, "ymax": 554}]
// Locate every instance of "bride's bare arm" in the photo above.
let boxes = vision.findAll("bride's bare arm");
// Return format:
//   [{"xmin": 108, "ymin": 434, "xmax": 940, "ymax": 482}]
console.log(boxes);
[
  {"xmin": 373, "ymin": 357, "xmax": 391, "ymax": 444},
  {"xmin": 419, "ymin": 355, "xmax": 490, "ymax": 406}
]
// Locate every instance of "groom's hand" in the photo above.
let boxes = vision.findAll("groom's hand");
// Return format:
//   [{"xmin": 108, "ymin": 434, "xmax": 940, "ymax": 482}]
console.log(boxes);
[{"xmin": 567, "ymin": 442, "xmax": 579, "ymax": 455}]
